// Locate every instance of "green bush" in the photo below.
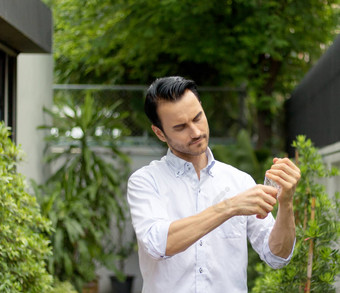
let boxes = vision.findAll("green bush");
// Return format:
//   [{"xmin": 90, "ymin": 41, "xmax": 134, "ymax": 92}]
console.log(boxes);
[
  {"xmin": 0, "ymin": 122, "xmax": 53, "ymax": 292},
  {"xmin": 252, "ymin": 135, "xmax": 340, "ymax": 292},
  {"xmin": 47, "ymin": 280, "xmax": 77, "ymax": 293}
]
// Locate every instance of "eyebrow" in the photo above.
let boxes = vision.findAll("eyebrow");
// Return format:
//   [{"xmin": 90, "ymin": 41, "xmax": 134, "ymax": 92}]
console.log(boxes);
[
  {"xmin": 172, "ymin": 111, "xmax": 203, "ymax": 130},
  {"xmin": 193, "ymin": 111, "xmax": 203, "ymax": 120}
]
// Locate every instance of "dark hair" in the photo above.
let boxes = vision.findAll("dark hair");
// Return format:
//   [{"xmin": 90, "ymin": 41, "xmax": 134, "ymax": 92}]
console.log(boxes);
[{"xmin": 144, "ymin": 76, "xmax": 200, "ymax": 130}]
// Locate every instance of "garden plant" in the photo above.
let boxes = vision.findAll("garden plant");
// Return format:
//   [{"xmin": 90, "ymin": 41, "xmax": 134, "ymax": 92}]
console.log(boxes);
[
  {"xmin": 34, "ymin": 93, "xmax": 134, "ymax": 291},
  {"xmin": 252, "ymin": 135, "xmax": 340, "ymax": 292},
  {"xmin": 0, "ymin": 122, "xmax": 53, "ymax": 292}
]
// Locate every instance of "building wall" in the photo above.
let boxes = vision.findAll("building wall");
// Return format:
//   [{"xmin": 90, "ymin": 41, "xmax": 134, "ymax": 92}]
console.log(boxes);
[
  {"xmin": 286, "ymin": 34, "xmax": 340, "ymax": 153},
  {"xmin": 286, "ymin": 34, "xmax": 340, "ymax": 291},
  {"xmin": 319, "ymin": 141, "xmax": 340, "ymax": 199},
  {"xmin": 16, "ymin": 53, "xmax": 53, "ymax": 184},
  {"xmin": 318, "ymin": 142, "xmax": 340, "ymax": 292},
  {"xmin": 0, "ymin": 0, "xmax": 52, "ymax": 53}
]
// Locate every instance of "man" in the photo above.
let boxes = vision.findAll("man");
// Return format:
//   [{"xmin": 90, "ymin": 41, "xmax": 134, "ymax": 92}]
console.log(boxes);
[{"xmin": 127, "ymin": 76, "xmax": 300, "ymax": 293}]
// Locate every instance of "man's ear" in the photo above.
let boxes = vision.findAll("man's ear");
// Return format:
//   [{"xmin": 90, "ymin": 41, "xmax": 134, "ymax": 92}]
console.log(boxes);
[{"xmin": 151, "ymin": 125, "xmax": 167, "ymax": 142}]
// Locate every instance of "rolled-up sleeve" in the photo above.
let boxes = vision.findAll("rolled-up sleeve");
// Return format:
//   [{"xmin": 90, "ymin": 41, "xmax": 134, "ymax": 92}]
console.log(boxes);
[
  {"xmin": 127, "ymin": 170, "xmax": 172, "ymax": 259},
  {"xmin": 248, "ymin": 214, "xmax": 295, "ymax": 269},
  {"xmin": 243, "ymin": 173, "xmax": 295, "ymax": 269},
  {"xmin": 262, "ymin": 235, "xmax": 295, "ymax": 269}
]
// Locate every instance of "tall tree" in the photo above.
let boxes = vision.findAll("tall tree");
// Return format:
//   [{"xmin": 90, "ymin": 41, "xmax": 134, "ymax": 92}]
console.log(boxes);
[{"xmin": 48, "ymin": 0, "xmax": 339, "ymax": 148}]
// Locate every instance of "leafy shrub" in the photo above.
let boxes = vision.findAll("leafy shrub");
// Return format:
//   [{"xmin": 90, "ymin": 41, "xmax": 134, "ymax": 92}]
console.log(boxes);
[
  {"xmin": 252, "ymin": 135, "xmax": 340, "ymax": 292},
  {"xmin": 47, "ymin": 280, "xmax": 77, "ymax": 293},
  {"xmin": 0, "ymin": 122, "xmax": 53, "ymax": 292}
]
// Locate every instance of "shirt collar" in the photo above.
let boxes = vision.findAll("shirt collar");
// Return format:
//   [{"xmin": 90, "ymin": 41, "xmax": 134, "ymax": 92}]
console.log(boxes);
[{"xmin": 165, "ymin": 147, "xmax": 216, "ymax": 177}]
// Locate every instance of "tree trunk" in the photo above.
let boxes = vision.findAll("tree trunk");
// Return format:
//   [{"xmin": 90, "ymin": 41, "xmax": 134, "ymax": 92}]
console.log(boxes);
[
  {"xmin": 256, "ymin": 108, "xmax": 273, "ymax": 149},
  {"xmin": 255, "ymin": 55, "xmax": 282, "ymax": 149}
]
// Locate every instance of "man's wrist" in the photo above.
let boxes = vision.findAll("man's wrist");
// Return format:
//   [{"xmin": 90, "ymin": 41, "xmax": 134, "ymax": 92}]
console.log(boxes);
[
  {"xmin": 213, "ymin": 198, "xmax": 237, "ymax": 219},
  {"xmin": 278, "ymin": 197, "xmax": 294, "ymax": 210}
]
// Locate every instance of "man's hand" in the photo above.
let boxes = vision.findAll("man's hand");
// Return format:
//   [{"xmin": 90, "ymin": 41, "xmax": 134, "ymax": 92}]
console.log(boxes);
[
  {"xmin": 265, "ymin": 158, "xmax": 301, "ymax": 205},
  {"xmin": 227, "ymin": 158, "xmax": 300, "ymax": 219},
  {"xmin": 228, "ymin": 184, "xmax": 278, "ymax": 219}
]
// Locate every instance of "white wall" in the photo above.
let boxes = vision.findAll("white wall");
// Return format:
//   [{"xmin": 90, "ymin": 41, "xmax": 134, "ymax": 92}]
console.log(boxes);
[
  {"xmin": 318, "ymin": 142, "xmax": 340, "ymax": 293},
  {"xmin": 16, "ymin": 53, "xmax": 53, "ymax": 184},
  {"xmin": 319, "ymin": 141, "xmax": 340, "ymax": 198}
]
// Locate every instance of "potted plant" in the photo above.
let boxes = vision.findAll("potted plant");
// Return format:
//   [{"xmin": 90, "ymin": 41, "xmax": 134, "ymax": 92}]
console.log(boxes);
[{"xmin": 34, "ymin": 92, "xmax": 135, "ymax": 292}]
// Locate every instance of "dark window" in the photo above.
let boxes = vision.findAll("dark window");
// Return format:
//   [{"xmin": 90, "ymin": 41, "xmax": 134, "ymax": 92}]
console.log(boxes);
[
  {"xmin": 0, "ymin": 50, "xmax": 5, "ymax": 122},
  {"xmin": 0, "ymin": 48, "xmax": 17, "ymax": 141}
]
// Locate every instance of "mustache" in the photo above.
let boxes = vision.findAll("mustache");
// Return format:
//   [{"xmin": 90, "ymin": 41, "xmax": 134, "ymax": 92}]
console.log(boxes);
[{"xmin": 189, "ymin": 134, "xmax": 207, "ymax": 145}]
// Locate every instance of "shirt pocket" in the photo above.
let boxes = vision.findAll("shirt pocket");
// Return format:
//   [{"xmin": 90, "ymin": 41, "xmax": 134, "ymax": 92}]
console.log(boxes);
[{"xmin": 217, "ymin": 216, "xmax": 246, "ymax": 239}]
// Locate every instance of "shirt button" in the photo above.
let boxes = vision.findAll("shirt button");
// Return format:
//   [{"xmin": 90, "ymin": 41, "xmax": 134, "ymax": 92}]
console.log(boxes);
[{"xmin": 199, "ymin": 267, "xmax": 203, "ymax": 274}]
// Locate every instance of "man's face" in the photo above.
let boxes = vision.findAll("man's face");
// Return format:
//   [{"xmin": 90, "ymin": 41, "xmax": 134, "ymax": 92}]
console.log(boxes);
[{"xmin": 152, "ymin": 90, "xmax": 210, "ymax": 161}]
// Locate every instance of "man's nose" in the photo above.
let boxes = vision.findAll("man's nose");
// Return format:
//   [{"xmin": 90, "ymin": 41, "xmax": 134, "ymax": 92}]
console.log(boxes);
[{"xmin": 190, "ymin": 124, "xmax": 201, "ymax": 138}]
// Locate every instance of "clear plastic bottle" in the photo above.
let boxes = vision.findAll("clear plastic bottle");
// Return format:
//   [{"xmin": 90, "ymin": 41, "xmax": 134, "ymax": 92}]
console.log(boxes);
[{"xmin": 264, "ymin": 176, "xmax": 280, "ymax": 190}]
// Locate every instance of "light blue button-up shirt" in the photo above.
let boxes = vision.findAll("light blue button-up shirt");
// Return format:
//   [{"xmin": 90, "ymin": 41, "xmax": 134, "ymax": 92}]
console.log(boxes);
[{"xmin": 127, "ymin": 148, "xmax": 294, "ymax": 293}]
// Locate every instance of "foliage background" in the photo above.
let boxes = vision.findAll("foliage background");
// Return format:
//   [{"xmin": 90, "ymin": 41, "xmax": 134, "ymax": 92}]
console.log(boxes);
[
  {"xmin": 41, "ymin": 0, "xmax": 340, "ymax": 291},
  {"xmin": 252, "ymin": 136, "xmax": 340, "ymax": 292},
  {"xmin": 45, "ymin": 0, "xmax": 340, "ymax": 149}
]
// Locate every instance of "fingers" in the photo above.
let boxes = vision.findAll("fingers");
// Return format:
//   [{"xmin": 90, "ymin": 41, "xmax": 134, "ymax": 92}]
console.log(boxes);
[
  {"xmin": 256, "ymin": 214, "xmax": 268, "ymax": 219},
  {"xmin": 257, "ymin": 185, "xmax": 277, "ymax": 214},
  {"xmin": 266, "ymin": 158, "xmax": 301, "ymax": 189},
  {"xmin": 273, "ymin": 157, "xmax": 299, "ymax": 170},
  {"xmin": 271, "ymin": 158, "xmax": 301, "ymax": 179},
  {"xmin": 262, "ymin": 185, "xmax": 279, "ymax": 199},
  {"xmin": 232, "ymin": 185, "xmax": 278, "ymax": 219},
  {"xmin": 254, "ymin": 185, "xmax": 279, "ymax": 219},
  {"xmin": 266, "ymin": 158, "xmax": 301, "ymax": 202}
]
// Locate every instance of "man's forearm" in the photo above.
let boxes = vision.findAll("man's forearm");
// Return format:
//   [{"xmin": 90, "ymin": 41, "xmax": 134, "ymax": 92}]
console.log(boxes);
[
  {"xmin": 165, "ymin": 200, "xmax": 234, "ymax": 256},
  {"xmin": 268, "ymin": 201, "xmax": 295, "ymax": 258},
  {"xmin": 166, "ymin": 184, "xmax": 279, "ymax": 256}
]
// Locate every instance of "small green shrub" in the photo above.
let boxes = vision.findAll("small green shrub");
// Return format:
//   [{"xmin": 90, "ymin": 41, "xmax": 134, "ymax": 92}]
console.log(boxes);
[
  {"xmin": 252, "ymin": 135, "xmax": 340, "ymax": 292},
  {"xmin": 47, "ymin": 280, "xmax": 77, "ymax": 293},
  {"xmin": 0, "ymin": 122, "xmax": 53, "ymax": 292}
]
